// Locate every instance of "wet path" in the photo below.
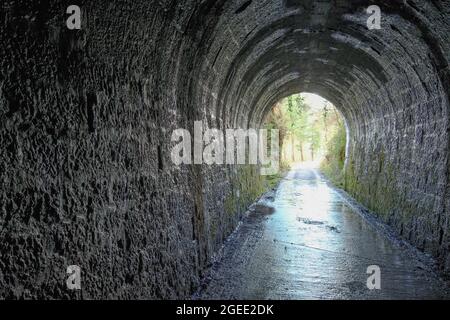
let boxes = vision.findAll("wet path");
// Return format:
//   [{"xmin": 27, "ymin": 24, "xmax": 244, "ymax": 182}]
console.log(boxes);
[{"xmin": 196, "ymin": 165, "xmax": 449, "ymax": 300}]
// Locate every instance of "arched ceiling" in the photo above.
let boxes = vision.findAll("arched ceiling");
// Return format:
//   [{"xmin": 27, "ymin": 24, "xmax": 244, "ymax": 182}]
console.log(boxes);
[{"xmin": 186, "ymin": 0, "xmax": 449, "ymax": 132}]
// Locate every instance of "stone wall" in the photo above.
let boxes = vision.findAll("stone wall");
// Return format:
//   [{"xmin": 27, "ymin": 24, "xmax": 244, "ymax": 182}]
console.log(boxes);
[{"xmin": 0, "ymin": 0, "xmax": 449, "ymax": 299}]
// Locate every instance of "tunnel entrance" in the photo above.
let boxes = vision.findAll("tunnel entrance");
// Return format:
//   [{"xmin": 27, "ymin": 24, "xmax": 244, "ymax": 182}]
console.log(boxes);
[{"xmin": 264, "ymin": 93, "xmax": 347, "ymax": 186}]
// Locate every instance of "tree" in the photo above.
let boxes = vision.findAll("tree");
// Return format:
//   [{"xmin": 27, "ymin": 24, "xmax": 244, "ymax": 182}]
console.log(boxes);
[
  {"xmin": 264, "ymin": 93, "xmax": 345, "ymax": 168},
  {"xmin": 285, "ymin": 94, "xmax": 309, "ymax": 161}
]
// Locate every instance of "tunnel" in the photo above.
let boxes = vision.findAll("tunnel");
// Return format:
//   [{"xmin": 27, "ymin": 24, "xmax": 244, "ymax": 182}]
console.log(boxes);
[{"xmin": 0, "ymin": 0, "xmax": 450, "ymax": 299}]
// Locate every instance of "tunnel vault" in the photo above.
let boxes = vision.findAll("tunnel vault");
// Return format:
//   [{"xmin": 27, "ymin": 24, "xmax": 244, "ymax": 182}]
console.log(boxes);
[{"xmin": 0, "ymin": 0, "xmax": 450, "ymax": 298}]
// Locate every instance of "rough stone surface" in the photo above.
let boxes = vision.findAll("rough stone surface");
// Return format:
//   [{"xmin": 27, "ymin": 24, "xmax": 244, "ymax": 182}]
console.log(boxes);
[{"xmin": 0, "ymin": 0, "xmax": 449, "ymax": 299}]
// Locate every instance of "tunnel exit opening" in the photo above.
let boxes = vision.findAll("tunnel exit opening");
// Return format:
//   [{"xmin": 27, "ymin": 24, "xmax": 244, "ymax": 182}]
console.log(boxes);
[{"xmin": 264, "ymin": 92, "xmax": 348, "ymax": 186}]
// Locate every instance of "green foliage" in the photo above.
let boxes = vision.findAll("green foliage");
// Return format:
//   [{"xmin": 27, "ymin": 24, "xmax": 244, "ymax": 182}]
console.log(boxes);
[
  {"xmin": 320, "ymin": 124, "xmax": 347, "ymax": 187},
  {"xmin": 265, "ymin": 93, "xmax": 345, "ymax": 166},
  {"xmin": 264, "ymin": 171, "xmax": 286, "ymax": 190}
]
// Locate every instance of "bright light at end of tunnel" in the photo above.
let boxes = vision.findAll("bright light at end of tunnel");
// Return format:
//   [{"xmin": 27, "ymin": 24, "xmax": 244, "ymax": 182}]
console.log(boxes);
[{"xmin": 300, "ymin": 93, "xmax": 333, "ymax": 111}]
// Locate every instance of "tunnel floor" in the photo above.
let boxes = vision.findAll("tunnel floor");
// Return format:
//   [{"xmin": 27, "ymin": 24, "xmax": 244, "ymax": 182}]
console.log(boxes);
[{"xmin": 195, "ymin": 165, "xmax": 450, "ymax": 300}]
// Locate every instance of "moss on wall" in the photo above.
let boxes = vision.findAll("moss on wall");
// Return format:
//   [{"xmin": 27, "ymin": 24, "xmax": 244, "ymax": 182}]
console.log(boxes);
[{"xmin": 224, "ymin": 165, "xmax": 284, "ymax": 217}]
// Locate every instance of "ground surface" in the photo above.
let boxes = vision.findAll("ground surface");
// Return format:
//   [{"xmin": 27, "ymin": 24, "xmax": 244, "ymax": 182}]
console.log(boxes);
[{"xmin": 195, "ymin": 165, "xmax": 450, "ymax": 300}]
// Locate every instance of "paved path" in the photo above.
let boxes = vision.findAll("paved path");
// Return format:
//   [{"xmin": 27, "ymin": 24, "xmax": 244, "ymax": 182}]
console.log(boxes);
[{"xmin": 196, "ymin": 165, "xmax": 449, "ymax": 300}]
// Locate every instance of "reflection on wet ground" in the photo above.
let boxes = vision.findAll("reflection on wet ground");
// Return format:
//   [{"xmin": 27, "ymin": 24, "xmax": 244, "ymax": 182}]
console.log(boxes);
[{"xmin": 195, "ymin": 165, "xmax": 450, "ymax": 300}]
